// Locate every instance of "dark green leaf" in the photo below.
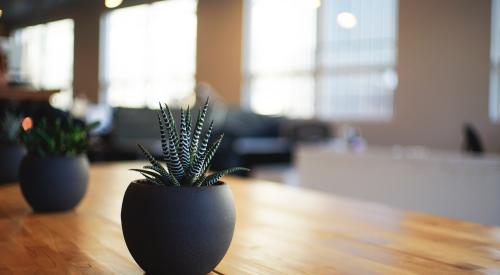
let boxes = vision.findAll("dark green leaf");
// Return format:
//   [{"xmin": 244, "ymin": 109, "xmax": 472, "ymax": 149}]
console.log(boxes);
[{"xmin": 201, "ymin": 167, "xmax": 250, "ymax": 186}]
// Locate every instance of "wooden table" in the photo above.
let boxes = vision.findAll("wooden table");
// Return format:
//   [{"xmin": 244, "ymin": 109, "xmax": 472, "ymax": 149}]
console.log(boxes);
[{"xmin": 1, "ymin": 162, "xmax": 500, "ymax": 274}]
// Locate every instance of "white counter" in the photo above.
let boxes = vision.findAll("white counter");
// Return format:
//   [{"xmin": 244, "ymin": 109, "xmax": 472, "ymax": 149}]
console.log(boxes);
[{"xmin": 296, "ymin": 144, "xmax": 500, "ymax": 225}]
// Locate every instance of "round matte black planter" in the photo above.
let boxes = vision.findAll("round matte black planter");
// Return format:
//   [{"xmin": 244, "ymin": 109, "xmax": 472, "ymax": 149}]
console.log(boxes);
[
  {"xmin": 0, "ymin": 144, "xmax": 26, "ymax": 183},
  {"xmin": 121, "ymin": 180, "xmax": 236, "ymax": 275},
  {"xmin": 19, "ymin": 154, "xmax": 89, "ymax": 212}
]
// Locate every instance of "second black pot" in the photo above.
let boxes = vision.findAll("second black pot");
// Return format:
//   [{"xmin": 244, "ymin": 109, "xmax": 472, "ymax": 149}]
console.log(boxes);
[
  {"xmin": 0, "ymin": 144, "xmax": 26, "ymax": 183},
  {"xmin": 121, "ymin": 180, "xmax": 236, "ymax": 275},
  {"xmin": 19, "ymin": 154, "xmax": 89, "ymax": 212}
]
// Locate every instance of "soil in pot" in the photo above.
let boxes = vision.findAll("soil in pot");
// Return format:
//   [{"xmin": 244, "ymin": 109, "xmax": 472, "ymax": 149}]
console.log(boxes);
[
  {"xmin": 121, "ymin": 180, "xmax": 236, "ymax": 275},
  {"xmin": 19, "ymin": 154, "xmax": 89, "ymax": 212},
  {"xmin": 0, "ymin": 144, "xmax": 26, "ymax": 184}
]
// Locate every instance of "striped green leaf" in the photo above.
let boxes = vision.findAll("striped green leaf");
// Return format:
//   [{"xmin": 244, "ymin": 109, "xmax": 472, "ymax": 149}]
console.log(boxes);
[
  {"xmin": 189, "ymin": 120, "xmax": 214, "ymax": 181},
  {"xmin": 190, "ymin": 98, "xmax": 209, "ymax": 161},
  {"xmin": 200, "ymin": 134, "xmax": 224, "ymax": 176},
  {"xmin": 202, "ymin": 167, "xmax": 250, "ymax": 186},
  {"xmin": 179, "ymin": 108, "xmax": 191, "ymax": 172}
]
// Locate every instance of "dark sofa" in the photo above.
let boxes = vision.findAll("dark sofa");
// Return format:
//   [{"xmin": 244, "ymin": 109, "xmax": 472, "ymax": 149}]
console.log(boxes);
[{"xmin": 88, "ymin": 106, "xmax": 332, "ymax": 173}]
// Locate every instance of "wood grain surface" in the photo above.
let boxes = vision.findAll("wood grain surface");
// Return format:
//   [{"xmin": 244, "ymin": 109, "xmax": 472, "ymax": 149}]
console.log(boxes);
[{"xmin": 0, "ymin": 161, "xmax": 500, "ymax": 274}]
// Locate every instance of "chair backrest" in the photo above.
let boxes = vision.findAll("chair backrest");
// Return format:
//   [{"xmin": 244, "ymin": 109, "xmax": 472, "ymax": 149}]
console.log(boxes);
[{"xmin": 463, "ymin": 123, "xmax": 484, "ymax": 154}]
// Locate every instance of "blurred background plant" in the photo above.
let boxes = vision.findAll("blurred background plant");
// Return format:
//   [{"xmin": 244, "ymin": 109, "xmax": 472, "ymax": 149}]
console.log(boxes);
[
  {"xmin": 20, "ymin": 117, "xmax": 98, "ymax": 157},
  {"xmin": 0, "ymin": 112, "xmax": 23, "ymax": 145}
]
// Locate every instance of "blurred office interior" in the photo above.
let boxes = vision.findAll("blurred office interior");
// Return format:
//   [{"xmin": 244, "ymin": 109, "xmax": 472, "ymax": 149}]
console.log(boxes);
[{"xmin": 0, "ymin": 0, "xmax": 500, "ymax": 225}]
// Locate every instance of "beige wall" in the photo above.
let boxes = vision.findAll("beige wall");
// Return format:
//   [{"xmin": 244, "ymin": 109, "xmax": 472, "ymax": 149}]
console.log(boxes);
[
  {"xmin": 355, "ymin": 0, "xmax": 500, "ymax": 152},
  {"xmin": 73, "ymin": 3, "xmax": 101, "ymax": 102},
  {"xmin": 196, "ymin": 0, "xmax": 243, "ymax": 104}
]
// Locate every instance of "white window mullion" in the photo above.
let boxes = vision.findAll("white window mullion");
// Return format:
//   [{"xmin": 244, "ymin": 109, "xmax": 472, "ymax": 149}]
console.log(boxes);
[
  {"xmin": 490, "ymin": 0, "xmax": 500, "ymax": 122},
  {"xmin": 313, "ymin": 0, "xmax": 324, "ymax": 119}
]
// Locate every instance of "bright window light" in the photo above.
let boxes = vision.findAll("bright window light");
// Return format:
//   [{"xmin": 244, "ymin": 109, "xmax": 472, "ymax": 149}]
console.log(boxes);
[
  {"xmin": 101, "ymin": 0, "xmax": 197, "ymax": 108},
  {"xmin": 244, "ymin": 0, "xmax": 317, "ymax": 118},
  {"xmin": 244, "ymin": 0, "xmax": 398, "ymax": 120},
  {"xmin": 314, "ymin": 0, "xmax": 322, "ymax": 9},
  {"xmin": 9, "ymin": 19, "xmax": 74, "ymax": 109}
]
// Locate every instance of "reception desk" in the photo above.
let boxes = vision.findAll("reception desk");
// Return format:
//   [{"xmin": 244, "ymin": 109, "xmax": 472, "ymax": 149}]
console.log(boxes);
[
  {"xmin": 0, "ymin": 161, "xmax": 500, "ymax": 273},
  {"xmin": 297, "ymin": 144, "xmax": 500, "ymax": 225}
]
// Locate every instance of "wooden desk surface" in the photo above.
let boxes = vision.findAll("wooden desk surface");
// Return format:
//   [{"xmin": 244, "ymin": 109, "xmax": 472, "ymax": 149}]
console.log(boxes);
[{"xmin": 1, "ymin": 162, "xmax": 500, "ymax": 274}]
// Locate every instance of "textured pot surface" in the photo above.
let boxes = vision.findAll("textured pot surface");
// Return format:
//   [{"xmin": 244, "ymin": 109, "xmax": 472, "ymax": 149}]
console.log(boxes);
[
  {"xmin": 121, "ymin": 180, "xmax": 236, "ymax": 275},
  {"xmin": 19, "ymin": 154, "xmax": 89, "ymax": 212},
  {"xmin": 0, "ymin": 145, "xmax": 26, "ymax": 183}
]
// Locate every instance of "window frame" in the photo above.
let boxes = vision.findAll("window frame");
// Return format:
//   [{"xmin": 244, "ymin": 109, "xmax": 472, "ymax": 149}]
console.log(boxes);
[{"xmin": 9, "ymin": 18, "xmax": 75, "ymax": 109}]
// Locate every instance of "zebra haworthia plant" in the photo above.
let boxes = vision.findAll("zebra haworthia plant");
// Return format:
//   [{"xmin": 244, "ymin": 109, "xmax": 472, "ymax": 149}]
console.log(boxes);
[{"xmin": 132, "ymin": 99, "xmax": 249, "ymax": 187}]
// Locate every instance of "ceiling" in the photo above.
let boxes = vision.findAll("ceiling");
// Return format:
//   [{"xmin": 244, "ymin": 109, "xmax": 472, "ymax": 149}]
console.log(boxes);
[{"xmin": 0, "ymin": 0, "xmax": 82, "ymax": 25}]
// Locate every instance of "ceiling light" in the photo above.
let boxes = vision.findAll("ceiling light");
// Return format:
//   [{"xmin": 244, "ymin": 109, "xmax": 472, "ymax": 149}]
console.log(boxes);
[
  {"xmin": 105, "ymin": 0, "xmax": 123, "ymax": 9},
  {"xmin": 313, "ymin": 0, "xmax": 321, "ymax": 9},
  {"xmin": 336, "ymin": 12, "xmax": 357, "ymax": 29}
]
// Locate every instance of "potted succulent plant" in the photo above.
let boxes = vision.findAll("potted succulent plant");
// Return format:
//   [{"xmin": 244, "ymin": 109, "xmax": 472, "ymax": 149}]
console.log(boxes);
[
  {"xmin": 0, "ymin": 112, "xmax": 26, "ymax": 183},
  {"xmin": 19, "ymin": 117, "xmax": 97, "ymax": 212},
  {"xmin": 122, "ymin": 100, "xmax": 248, "ymax": 275}
]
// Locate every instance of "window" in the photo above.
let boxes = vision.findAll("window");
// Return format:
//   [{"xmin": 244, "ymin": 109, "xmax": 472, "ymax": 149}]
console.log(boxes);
[
  {"xmin": 491, "ymin": 0, "xmax": 500, "ymax": 122},
  {"xmin": 243, "ymin": 0, "xmax": 317, "ymax": 118},
  {"xmin": 101, "ymin": 0, "xmax": 197, "ymax": 108},
  {"xmin": 9, "ymin": 19, "xmax": 74, "ymax": 109},
  {"xmin": 243, "ymin": 0, "xmax": 398, "ymax": 120}
]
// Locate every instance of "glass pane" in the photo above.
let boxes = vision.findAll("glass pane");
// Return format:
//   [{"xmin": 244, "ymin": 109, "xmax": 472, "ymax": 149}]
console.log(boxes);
[
  {"xmin": 44, "ymin": 19, "xmax": 74, "ymax": 108},
  {"xmin": 19, "ymin": 25, "xmax": 44, "ymax": 87},
  {"xmin": 244, "ymin": 0, "xmax": 398, "ymax": 120},
  {"xmin": 317, "ymin": 70, "xmax": 396, "ymax": 120},
  {"xmin": 106, "ymin": 4, "xmax": 148, "ymax": 82},
  {"xmin": 249, "ymin": 75, "xmax": 315, "ymax": 118},
  {"xmin": 103, "ymin": 0, "xmax": 197, "ymax": 108},
  {"xmin": 247, "ymin": 0, "xmax": 316, "ymax": 74},
  {"xmin": 318, "ymin": 0, "xmax": 397, "ymax": 68},
  {"xmin": 9, "ymin": 19, "xmax": 74, "ymax": 109},
  {"xmin": 245, "ymin": 0, "xmax": 317, "ymax": 117},
  {"xmin": 317, "ymin": 0, "xmax": 398, "ymax": 119}
]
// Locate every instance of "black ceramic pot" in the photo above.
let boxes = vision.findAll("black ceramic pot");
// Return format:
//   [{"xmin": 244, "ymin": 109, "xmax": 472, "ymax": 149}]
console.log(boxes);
[
  {"xmin": 121, "ymin": 180, "xmax": 236, "ymax": 275},
  {"xmin": 0, "ymin": 144, "xmax": 26, "ymax": 183},
  {"xmin": 19, "ymin": 154, "xmax": 89, "ymax": 212}
]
